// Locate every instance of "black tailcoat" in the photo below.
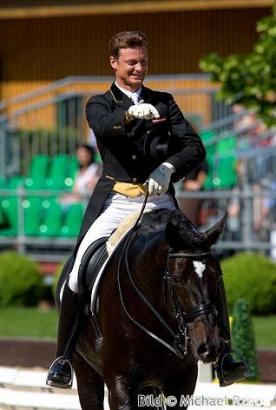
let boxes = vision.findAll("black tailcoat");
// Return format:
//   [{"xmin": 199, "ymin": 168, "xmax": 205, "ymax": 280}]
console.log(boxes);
[{"xmin": 74, "ymin": 83, "xmax": 205, "ymax": 253}]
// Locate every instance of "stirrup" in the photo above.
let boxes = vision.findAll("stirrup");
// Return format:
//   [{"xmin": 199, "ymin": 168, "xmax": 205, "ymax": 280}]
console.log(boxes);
[
  {"xmin": 46, "ymin": 356, "xmax": 74, "ymax": 389},
  {"xmin": 217, "ymin": 351, "xmax": 250, "ymax": 387}
]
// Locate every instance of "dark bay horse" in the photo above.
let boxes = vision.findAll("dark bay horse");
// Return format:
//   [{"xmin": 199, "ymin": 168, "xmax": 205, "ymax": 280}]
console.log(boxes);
[{"xmin": 62, "ymin": 208, "xmax": 227, "ymax": 409}]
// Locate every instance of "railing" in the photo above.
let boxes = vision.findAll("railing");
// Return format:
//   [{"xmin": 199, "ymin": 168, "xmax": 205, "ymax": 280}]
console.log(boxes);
[
  {"xmin": 0, "ymin": 185, "xmax": 275, "ymax": 262},
  {"xmin": 0, "ymin": 74, "xmax": 232, "ymax": 178}
]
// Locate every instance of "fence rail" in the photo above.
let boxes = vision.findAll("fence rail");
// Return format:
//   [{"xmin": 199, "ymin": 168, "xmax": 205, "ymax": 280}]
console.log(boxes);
[{"xmin": 0, "ymin": 186, "xmax": 275, "ymax": 262}]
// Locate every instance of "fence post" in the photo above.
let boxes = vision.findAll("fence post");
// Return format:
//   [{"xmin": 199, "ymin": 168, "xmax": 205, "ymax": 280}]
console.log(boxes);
[
  {"xmin": 240, "ymin": 158, "xmax": 253, "ymax": 251},
  {"xmin": 16, "ymin": 186, "xmax": 26, "ymax": 254},
  {"xmin": 0, "ymin": 118, "xmax": 8, "ymax": 179}
]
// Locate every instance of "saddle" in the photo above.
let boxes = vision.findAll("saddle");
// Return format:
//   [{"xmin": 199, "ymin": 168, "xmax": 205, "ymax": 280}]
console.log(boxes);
[{"xmin": 76, "ymin": 210, "xmax": 145, "ymax": 349}]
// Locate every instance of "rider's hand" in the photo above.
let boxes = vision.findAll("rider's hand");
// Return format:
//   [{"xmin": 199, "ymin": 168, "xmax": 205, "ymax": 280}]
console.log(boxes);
[
  {"xmin": 126, "ymin": 102, "xmax": 160, "ymax": 121},
  {"xmin": 147, "ymin": 162, "xmax": 175, "ymax": 196}
]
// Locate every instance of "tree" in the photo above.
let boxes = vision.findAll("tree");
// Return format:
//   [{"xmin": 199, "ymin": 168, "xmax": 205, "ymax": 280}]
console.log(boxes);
[
  {"xmin": 199, "ymin": 9, "xmax": 276, "ymax": 127},
  {"xmin": 231, "ymin": 298, "xmax": 260, "ymax": 381}
]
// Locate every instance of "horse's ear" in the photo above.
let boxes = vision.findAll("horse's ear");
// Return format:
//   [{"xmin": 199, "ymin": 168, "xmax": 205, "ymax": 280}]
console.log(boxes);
[
  {"xmin": 165, "ymin": 221, "xmax": 184, "ymax": 249},
  {"xmin": 204, "ymin": 213, "xmax": 227, "ymax": 246}
]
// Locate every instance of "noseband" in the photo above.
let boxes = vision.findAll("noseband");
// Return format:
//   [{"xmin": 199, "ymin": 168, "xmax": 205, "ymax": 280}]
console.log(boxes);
[{"xmin": 164, "ymin": 250, "xmax": 217, "ymax": 357}]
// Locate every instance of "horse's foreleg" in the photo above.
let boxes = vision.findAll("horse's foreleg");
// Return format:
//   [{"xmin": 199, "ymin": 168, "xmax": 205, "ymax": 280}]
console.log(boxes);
[
  {"xmin": 73, "ymin": 352, "xmax": 105, "ymax": 410},
  {"xmin": 106, "ymin": 374, "xmax": 140, "ymax": 410},
  {"xmin": 162, "ymin": 370, "xmax": 198, "ymax": 410}
]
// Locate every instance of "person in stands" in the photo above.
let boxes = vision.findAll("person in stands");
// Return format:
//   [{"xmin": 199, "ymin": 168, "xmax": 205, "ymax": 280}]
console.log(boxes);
[
  {"xmin": 59, "ymin": 144, "xmax": 100, "ymax": 208},
  {"xmin": 47, "ymin": 30, "xmax": 248, "ymax": 389}
]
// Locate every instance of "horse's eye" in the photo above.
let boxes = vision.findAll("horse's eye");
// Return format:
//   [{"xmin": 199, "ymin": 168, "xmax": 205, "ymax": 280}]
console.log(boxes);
[{"xmin": 171, "ymin": 275, "xmax": 184, "ymax": 287}]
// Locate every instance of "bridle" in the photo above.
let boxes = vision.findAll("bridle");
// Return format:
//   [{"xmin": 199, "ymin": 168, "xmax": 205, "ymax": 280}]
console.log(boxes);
[
  {"xmin": 164, "ymin": 250, "xmax": 218, "ymax": 357},
  {"xmin": 116, "ymin": 193, "xmax": 218, "ymax": 359}
]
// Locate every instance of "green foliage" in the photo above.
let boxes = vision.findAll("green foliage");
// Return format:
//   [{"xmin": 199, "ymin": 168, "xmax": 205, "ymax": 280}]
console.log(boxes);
[
  {"xmin": 52, "ymin": 263, "xmax": 64, "ymax": 301},
  {"xmin": 232, "ymin": 299, "xmax": 260, "ymax": 381},
  {"xmin": 222, "ymin": 252, "xmax": 276, "ymax": 315},
  {"xmin": 199, "ymin": 13, "xmax": 276, "ymax": 126},
  {"xmin": 0, "ymin": 252, "xmax": 44, "ymax": 307}
]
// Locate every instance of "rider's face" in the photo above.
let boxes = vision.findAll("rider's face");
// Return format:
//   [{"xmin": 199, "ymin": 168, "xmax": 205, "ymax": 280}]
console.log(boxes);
[{"xmin": 110, "ymin": 47, "xmax": 148, "ymax": 92}]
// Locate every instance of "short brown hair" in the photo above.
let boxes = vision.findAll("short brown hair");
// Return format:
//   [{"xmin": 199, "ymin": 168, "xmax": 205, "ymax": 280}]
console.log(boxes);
[{"xmin": 108, "ymin": 31, "xmax": 148, "ymax": 58}]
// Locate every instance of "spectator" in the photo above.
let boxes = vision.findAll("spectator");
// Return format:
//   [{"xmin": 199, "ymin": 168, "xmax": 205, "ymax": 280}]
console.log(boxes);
[
  {"xmin": 59, "ymin": 144, "xmax": 101, "ymax": 208},
  {"xmin": 179, "ymin": 161, "xmax": 208, "ymax": 226}
]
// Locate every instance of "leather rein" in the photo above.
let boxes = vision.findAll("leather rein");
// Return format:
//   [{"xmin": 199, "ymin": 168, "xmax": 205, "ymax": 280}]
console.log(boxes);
[{"xmin": 117, "ymin": 194, "xmax": 217, "ymax": 359}]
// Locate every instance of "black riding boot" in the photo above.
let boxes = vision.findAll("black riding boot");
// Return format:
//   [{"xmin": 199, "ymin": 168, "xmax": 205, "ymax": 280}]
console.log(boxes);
[
  {"xmin": 215, "ymin": 278, "xmax": 249, "ymax": 387},
  {"xmin": 46, "ymin": 284, "xmax": 81, "ymax": 389}
]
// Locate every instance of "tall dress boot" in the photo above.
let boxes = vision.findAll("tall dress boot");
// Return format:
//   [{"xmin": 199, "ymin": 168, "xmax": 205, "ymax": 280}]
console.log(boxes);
[
  {"xmin": 46, "ymin": 283, "xmax": 81, "ymax": 389},
  {"xmin": 215, "ymin": 277, "xmax": 250, "ymax": 387}
]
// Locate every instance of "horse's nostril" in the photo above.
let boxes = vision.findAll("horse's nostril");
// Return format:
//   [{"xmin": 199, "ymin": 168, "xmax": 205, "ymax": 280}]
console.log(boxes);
[{"xmin": 197, "ymin": 343, "xmax": 209, "ymax": 357}]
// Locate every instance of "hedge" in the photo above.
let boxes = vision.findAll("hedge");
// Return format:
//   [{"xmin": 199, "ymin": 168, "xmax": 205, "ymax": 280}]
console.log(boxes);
[
  {"xmin": 222, "ymin": 252, "xmax": 276, "ymax": 315},
  {"xmin": 0, "ymin": 251, "xmax": 44, "ymax": 307}
]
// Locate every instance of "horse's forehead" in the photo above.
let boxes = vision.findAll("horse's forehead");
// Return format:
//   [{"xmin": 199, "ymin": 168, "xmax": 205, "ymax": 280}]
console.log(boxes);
[{"xmin": 192, "ymin": 261, "xmax": 206, "ymax": 279}]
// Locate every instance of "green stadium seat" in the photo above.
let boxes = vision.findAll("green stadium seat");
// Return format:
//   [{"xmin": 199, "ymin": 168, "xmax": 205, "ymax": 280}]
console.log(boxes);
[
  {"xmin": 200, "ymin": 130, "xmax": 217, "ymax": 190},
  {"xmin": 0, "ymin": 177, "xmax": 24, "ymax": 236},
  {"xmin": 216, "ymin": 133, "xmax": 237, "ymax": 154},
  {"xmin": 60, "ymin": 203, "xmax": 84, "ymax": 237},
  {"xmin": 24, "ymin": 154, "xmax": 49, "ymax": 190},
  {"xmin": 39, "ymin": 198, "xmax": 63, "ymax": 237},
  {"xmin": 0, "ymin": 197, "xmax": 18, "ymax": 236},
  {"xmin": 45, "ymin": 154, "xmax": 68, "ymax": 190},
  {"xmin": 64, "ymin": 156, "xmax": 79, "ymax": 191},
  {"xmin": 0, "ymin": 178, "xmax": 6, "ymax": 189},
  {"xmin": 212, "ymin": 133, "xmax": 238, "ymax": 189},
  {"xmin": 23, "ymin": 197, "xmax": 42, "ymax": 236},
  {"xmin": 7, "ymin": 176, "xmax": 24, "ymax": 190}
]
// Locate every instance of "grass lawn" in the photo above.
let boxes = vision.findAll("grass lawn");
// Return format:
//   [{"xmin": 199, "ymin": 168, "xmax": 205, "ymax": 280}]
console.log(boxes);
[
  {"xmin": 252, "ymin": 315, "xmax": 276, "ymax": 348},
  {"xmin": 0, "ymin": 307, "xmax": 275, "ymax": 348},
  {"xmin": 0, "ymin": 307, "xmax": 58, "ymax": 339}
]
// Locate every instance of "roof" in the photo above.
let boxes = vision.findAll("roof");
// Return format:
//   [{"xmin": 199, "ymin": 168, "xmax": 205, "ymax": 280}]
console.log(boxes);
[{"xmin": 0, "ymin": 0, "xmax": 273, "ymax": 19}]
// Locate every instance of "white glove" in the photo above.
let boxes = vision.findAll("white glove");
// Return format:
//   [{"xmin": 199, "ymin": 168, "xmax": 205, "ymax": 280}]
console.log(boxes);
[
  {"xmin": 127, "ymin": 103, "xmax": 160, "ymax": 120},
  {"xmin": 147, "ymin": 162, "xmax": 175, "ymax": 196}
]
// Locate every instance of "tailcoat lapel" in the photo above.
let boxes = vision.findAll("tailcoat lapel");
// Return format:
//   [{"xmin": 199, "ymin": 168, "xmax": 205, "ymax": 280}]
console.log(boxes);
[{"xmin": 109, "ymin": 83, "xmax": 133, "ymax": 109}]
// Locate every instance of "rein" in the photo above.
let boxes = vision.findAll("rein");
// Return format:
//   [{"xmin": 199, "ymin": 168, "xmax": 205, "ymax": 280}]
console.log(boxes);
[{"xmin": 117, "ymin": 197, "xmax": 217, "ymax": 359}]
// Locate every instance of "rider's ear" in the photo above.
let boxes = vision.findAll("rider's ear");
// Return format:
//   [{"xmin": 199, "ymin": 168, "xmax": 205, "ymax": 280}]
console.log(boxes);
[
  {"xmin": 204, "ymin": 213, "xmax": 227, "ymax": 246},
  {"xmin": 165, "ymin": 221, "xmax": 185, "ymax": 250}
]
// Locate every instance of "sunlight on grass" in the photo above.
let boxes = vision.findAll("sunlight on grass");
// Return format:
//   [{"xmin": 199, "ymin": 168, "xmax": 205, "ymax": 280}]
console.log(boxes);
[
  {"xmin": 0, "ymin": 307, "xmax": 58, "ymax": 339},
  {"xmin": 252, "ymin": 316, "xmax": 276, "ymax": 348},
  {"xmin": 0, "ymin": 308, "xmax": 275, "ymax": 348}
]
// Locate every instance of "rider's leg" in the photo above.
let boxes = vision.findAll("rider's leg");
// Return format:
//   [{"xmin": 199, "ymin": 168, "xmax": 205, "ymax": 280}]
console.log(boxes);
[
  {"xmin": 46, "ymin": 282, "xmax": 80, "ymax": 388},
  {"xmin": 215, "ymin": 277, "xmax": 249, "ymax": 387},
  {"xmin": 46, "ymin": 192, "xmax": 175, "ymax": 388}
]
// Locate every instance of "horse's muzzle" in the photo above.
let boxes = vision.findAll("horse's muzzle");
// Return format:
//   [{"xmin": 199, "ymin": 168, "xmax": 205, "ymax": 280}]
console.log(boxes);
[{"xmin": 196, "ymin": 339, "xmax": 224, "ymax": 364}]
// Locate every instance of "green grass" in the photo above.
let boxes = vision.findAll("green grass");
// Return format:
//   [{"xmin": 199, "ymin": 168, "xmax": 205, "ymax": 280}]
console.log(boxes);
[
  {"xmin": 0, "ymin": 307, "xmax": 275, "ymax": 348},
  {"xmin": 0, "ymin": 307, "xmax": 58, "ymax": 339},
  {"xmin": 252, "ymin": 316, "xmax": 276, "ymax": 348}
]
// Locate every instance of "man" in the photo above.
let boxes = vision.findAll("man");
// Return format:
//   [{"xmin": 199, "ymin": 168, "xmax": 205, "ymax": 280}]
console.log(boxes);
[{"xmin": 46, "ymin": 31, "xmax": 248, "ymax": 389}]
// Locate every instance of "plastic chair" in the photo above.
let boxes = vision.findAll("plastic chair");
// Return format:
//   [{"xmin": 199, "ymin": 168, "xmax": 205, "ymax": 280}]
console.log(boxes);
[
  {"xmin": 39, "ymin": 198, "xmax": 63, "ymax": 237},
  {"xmin": 24, "ymin": 154, "xmax": 49, "ymax": 190},
  {"xmin": 213, "ymin": 133, "xmax": 237, "ymax": 189},
  {"xmin": 64, "ymin": 156, "xmax": 79, "ymax": 191},
  {"xmin": 23, "ymin": 197, "xmax": 42, "ymax": 236},
  {"xmin": 60, "ymin": 203, "xmax": 84, "ymax": 237},
  {"xmin": 45, "ymin": 154, "xmax": 68, "ymax": 190},
  {"xmin": 0, "ymin": 197, "xmax": 18, "ymax": 236}
]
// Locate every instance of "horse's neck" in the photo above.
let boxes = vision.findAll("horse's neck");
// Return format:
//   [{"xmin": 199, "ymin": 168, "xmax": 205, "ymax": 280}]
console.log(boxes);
[{"xmin": 132, "ymin": 236, "xmax": 167, "ymax": 306}]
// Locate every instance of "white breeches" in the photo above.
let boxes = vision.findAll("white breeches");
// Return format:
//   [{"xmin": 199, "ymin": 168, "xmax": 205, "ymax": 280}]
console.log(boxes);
[{"xmin": 68, "ymin": 192, "xmax": 176, "ymax": 292}]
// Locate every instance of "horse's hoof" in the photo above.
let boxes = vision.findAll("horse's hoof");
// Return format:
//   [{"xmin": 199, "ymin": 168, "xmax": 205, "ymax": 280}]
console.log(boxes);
[{"xmin": 46, "ymin": 357, "xmax": 73, "ymax": 389}]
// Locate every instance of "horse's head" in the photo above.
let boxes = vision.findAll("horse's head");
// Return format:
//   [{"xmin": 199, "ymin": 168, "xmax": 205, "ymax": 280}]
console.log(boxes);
[{"xmin": 163, "ymin": 211, "xmax": 227, "ymax": 364}]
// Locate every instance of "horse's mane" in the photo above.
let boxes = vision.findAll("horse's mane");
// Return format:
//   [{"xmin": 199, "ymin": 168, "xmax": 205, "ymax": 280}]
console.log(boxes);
[{"xmin": 139, "ymin": 208, "xmax": 208, "ymax": 251}]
